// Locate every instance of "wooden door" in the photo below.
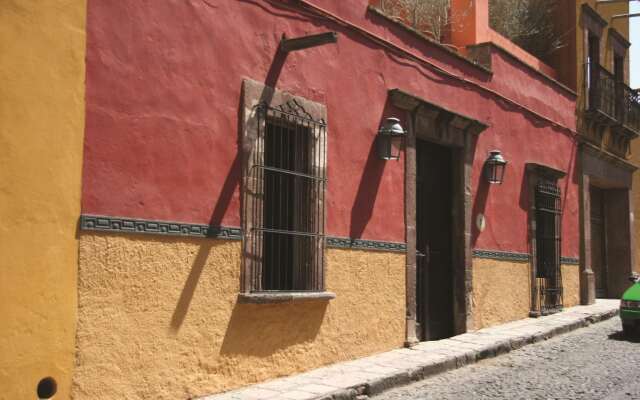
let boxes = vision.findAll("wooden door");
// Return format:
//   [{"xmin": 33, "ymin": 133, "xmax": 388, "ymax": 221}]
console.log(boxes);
[
  {"xmin": 590, "ymin": 187, "xmax": 607, "ymax": 298},
  {"xmin": 416, "ymin": 139, "xmax": 454, "ymax": 340}
]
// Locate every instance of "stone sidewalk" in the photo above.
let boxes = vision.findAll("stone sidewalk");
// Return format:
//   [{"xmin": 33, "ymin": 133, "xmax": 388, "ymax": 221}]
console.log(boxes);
[{"xmin": 198, "ymin": 299, "xmax": 619, "ymax": 400}]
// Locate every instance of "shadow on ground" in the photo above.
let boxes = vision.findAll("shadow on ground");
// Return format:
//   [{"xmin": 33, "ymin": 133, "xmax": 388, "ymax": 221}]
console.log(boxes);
[{"xmin": 608, "ymin": 330, "xmax": 640, "ymax": 343}]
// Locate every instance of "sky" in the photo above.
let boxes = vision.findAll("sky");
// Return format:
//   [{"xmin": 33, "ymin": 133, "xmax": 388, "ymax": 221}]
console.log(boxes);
[{"xmin": 631, "ymin": 2, "xmax": 639, "ymax": 88}]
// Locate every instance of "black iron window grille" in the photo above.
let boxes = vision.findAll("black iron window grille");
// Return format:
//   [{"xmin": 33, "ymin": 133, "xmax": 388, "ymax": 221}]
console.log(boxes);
[
  {"xmin": 534, "ymin": 179, "xmax": 563, "ymax": 314},
  {"xmin": 244, "ymin": 99, "xmax": 327, "ymax": 292}
]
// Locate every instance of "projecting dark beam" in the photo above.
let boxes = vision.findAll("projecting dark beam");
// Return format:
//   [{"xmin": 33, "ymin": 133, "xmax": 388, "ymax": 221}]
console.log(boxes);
[
  {"xmin": 279, "ymin": 32, "xmax": 338, "ymax": 53},
  {"xmin": 612, "ymin": 12, "xmax": 640, "ymax": 18},
  {"xmin": 597, "ymin": 0, "xmax": 639, "ymax": 4}
]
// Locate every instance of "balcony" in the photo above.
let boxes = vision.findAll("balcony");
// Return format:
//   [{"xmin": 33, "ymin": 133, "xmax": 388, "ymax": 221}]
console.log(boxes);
[
  {"xmin": 585, "ymin": 63, "xmax": 640, "ymax": 157},
  {"xmin": 585, "ymin": 63, "xmax": 616, "ymax": 124},
  {"xmin": 615, "ymin": 83, "xmax": 640, "ymax": 135}
]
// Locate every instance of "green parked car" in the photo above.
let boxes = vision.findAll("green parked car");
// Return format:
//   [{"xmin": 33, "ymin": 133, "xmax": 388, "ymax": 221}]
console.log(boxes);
[{"xmin": 621, "ymin": 273, "xmax": 640, "ymax": 336}]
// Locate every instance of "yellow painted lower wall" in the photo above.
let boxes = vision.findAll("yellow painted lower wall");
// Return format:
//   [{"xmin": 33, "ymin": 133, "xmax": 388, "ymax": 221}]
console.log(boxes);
[
  {"xmin": 471, "ymin": 258, "xmax": 531, "ymax": 330},
  {"xmin": 472, "ymin": 259, "xmax": 582, "ymax": 329},
  {"xmin": 72, "ymin": 234, "xmax": 405, "ymax": 399},
  {"xmin": 562, "ymin": 264, "xmax": 580, "ymax": 308}
]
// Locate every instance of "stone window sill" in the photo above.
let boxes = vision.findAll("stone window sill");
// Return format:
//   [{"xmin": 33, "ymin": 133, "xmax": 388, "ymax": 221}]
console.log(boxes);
[{"xmin": 237, "ymin": 291, "xmax": 336, "ymax": 304}]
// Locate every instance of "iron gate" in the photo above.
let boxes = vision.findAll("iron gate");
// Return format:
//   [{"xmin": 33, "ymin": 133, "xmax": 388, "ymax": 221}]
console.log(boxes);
[{"xmin": 535, "ymin": 179, "xmax": 563, "ymax": 314}]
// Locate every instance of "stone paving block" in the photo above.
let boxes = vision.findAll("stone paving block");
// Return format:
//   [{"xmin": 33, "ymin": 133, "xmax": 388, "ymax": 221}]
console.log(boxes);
[
  {"xmin": 372, "ymin": 357, "xmax": 426, "ymax": 371},
  {"xmin": 365, "ymin": 370, "xmax": 412, "ymax": 396},
  {"xmin": 407, "ymin": 351, "xmax": 450, "ymax": 364},
  {"xmin": 278, "ymin": 390, "xmax": 320, "ymax": 400},
  {"xmin": 296, "ymin": 383, "xmax": 340, "ymax": 395},
  {"xmin": 235, "ymin": 387, "xmax": 283, "ymax": 400},
  {"xmin": 415, "ymin": 356, "xmax": 457, "ymax": 377},
  {"xmin": 328, "ymin": 388, "xmax": 358, "ymax": 400},
  {"xmin": 199, "ymin": 392, "xmax": 242, "ymax": 400},
  {"xmin": 255, "ymin": 377, "xmax": 309, "ymax": 392},
  {"xmin": 320, "ymin": 373, "xmax": 369, "ymax": 389},
  {"xmin": 339, "ymin": 358, "xmax": 386, "ymax": 372},
  {"xmin": 347, "ymin": 370, "xmax": 391, "ymax": 382},
  {"xmin": 354, "ymin": 364, "xmax": 401, "ymax": 376}
]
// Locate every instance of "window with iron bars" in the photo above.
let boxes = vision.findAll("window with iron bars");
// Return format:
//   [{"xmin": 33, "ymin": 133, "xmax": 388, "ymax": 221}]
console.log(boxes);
[
  {"xmin": 243, "ymin": 99, "xmax": 327, "ymax": 292},
  {"xmin": 534, "ymin": 179, "xmax": 563, "ymax": 314}
]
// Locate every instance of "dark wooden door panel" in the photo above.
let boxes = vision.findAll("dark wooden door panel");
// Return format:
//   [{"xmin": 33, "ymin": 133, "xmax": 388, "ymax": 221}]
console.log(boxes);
[
  {"xmin": 416, "ymin": 139, "xmax": 453, "ymax": 341},
  {"xmin": 590, "ymin": 187, "xmax": 607, "ymax": 298}
]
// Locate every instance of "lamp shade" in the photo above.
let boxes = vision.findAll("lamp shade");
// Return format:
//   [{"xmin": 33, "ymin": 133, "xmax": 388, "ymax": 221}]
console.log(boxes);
[
  {"xmin": 484, "ymin": 150, "xmax": 507, "ymax": 184},
  {"xmin": 377, "ymin": 117, "xmax": 405, "ymax": 160}
]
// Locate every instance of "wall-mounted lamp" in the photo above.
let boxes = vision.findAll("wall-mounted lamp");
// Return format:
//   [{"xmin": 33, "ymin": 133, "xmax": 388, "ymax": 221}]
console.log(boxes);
[
  {"xmin": 377, "ymin": 117, "xmax": 406, "ymax": 161},
  {"xmin": 484, "ymin": 150, "xmax": 507, "ymax": 184}
]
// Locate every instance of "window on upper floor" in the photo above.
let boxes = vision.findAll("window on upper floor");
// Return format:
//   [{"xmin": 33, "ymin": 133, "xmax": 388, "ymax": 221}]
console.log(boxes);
[{"xmin": 614, "ymin": 53, "xmax": 624, "ymax": 83}]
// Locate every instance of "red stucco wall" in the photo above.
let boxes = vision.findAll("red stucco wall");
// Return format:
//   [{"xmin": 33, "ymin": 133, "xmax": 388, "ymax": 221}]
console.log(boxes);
[{"xmin": 81, "ymin": 0, "xmax": 578, "ymax": 256}]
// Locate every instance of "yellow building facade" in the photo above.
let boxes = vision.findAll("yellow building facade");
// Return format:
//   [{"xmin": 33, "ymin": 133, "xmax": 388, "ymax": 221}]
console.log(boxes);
[
  {"xmin": 571, "ymin": 0, "xmax": 637, "ymax": 302},
  {"xmin": 0, "ymin": 1, "xmax": 86, "ymax": 399}
]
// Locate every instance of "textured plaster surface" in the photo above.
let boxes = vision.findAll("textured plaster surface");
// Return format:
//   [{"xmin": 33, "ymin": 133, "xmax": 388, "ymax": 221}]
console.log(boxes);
[
  {"xmin": 82, "ymin": 0, "xmax": 579, "ymax": 254},
  {"xmin": 472, "ymin": 260, "xmax": 582, "ymax": 330},
  {"xmin": 562, "ymin": 264, "xmax": 580, "ymax": 308},
  {"xmin": 472, "ymin": 258, "xmax": 531, "ymax": 330},
  {"xmin": 72, "ymin": 235, "xmax": 405, "ymax": 399},
  {"xmin": 0, "ymin": 1, "xmax": 86, "ymax": 399}
]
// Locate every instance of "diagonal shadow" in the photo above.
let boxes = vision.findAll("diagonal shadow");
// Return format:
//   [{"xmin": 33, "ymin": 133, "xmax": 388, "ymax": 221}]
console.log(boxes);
[
  {"xmin": 169, "ymin": 48, "xmax": 286, "ymax": 333},
  {"xmin": 169, "ymin": 153, "xmax": 240, "ymax": 333}
]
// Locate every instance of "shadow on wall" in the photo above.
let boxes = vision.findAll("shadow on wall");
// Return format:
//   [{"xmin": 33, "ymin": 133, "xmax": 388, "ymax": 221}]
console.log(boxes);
[
  {"xmin": 170, "ymin": 241, "xmax": 215, "ymax": 332},
  {"xmin": 471, "ymin": 169, "xmax": 490, "ymax": 246},
  {"xmin": 170, "ymin": 123, "xmax": 242, "ymax": 333},
  {"xmin": 518, "ymin": 163, "xmax": 530, "ymax": 213},
  {"xmin": 349, "ymin": 102, "xmax": 402, "ymax": 240},
  {"xmin": 219, "ymin": 301, "xmax": 328, "ymax": 357},
  {"xmin": 170, "ymin": 47, "xmax": 296, "ymax": 333}
]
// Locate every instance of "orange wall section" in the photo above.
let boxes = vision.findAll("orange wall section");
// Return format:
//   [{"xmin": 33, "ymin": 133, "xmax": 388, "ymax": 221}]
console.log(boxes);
[
  {"xmin": 0, "ymin": 1, "xmax": 86, "ymax": 399},
  {"xmin": 450, "ymin": 0, "xmax": 557, "ymax": 79}
]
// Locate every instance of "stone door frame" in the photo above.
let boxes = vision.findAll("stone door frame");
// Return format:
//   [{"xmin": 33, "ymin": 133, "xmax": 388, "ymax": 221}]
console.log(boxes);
[
  {"xmin": 578, "ymin": 142, "xmax": 636, "ymax": 303},
  {"xmin": 389, "ymin": 89, "xmax": 487, "ymax": 345}
]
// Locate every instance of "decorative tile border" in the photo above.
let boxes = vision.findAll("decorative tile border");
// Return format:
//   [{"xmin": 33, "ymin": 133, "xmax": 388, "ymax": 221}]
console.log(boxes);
[
  {"xmin": 473, "ymin": 249, "xmax": 580, "ymax": 265},
  {"xmin": 79, "ymin": 215, "xmax": 242, "ymax": 240},
  {"xmin": 326, "ymin": 236, "xmax": 407, "ymax": 252},
  {"xmin": 81, "ymin": 215, "xmax": 580, "ymax": 263},
  {"xmin": 473, "ymin": 249, "xmax": 530, "ymax": 262},
  {"xmin": 560, "ymin": 257, "xmax": 580, "ymax": 265},
  {"xmin": 79, "ymin": 215, "xmax": 408, "ymax": 251}
]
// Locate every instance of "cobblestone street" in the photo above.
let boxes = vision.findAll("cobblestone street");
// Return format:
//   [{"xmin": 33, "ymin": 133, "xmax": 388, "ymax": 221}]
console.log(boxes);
[{"xmin": 374, "ymin": 317, "xmax": 640, "ymax": 400}]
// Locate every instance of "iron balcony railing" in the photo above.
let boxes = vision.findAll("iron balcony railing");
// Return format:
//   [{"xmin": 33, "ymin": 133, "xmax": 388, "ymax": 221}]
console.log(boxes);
[
  {"xmin": 586, "ymin": 62, "xmax": 640, "ymax": 135},
  {"xmin": 586, "ymin": 62, "xmax": 616, "ymax": 119},
  {"xmin": 616, "ymin": 82, "xmax": 640, "ymax": 134}
]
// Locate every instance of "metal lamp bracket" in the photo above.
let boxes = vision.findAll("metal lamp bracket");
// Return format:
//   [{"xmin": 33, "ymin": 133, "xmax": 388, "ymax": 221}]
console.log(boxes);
[{"xmin": 279, "ymin": 32, "xmax": 338, "ymax": 53}]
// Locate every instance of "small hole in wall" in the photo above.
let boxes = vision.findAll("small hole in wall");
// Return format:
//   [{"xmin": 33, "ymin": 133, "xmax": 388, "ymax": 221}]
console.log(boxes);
[{"xmin": 37, "ymin": 377, "xmax": 57, "ymax": 399}]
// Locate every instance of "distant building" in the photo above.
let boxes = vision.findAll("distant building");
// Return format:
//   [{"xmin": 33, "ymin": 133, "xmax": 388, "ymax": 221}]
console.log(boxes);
[{"xmin": 569, "ymin": 1, "xmax": 637, "ymax": 301}]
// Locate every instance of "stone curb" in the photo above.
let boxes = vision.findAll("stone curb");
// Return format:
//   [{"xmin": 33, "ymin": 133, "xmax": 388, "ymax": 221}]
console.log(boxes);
[{"xmin": 198, "ymin": 300, "xmax": 620, "ymax": 400}]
